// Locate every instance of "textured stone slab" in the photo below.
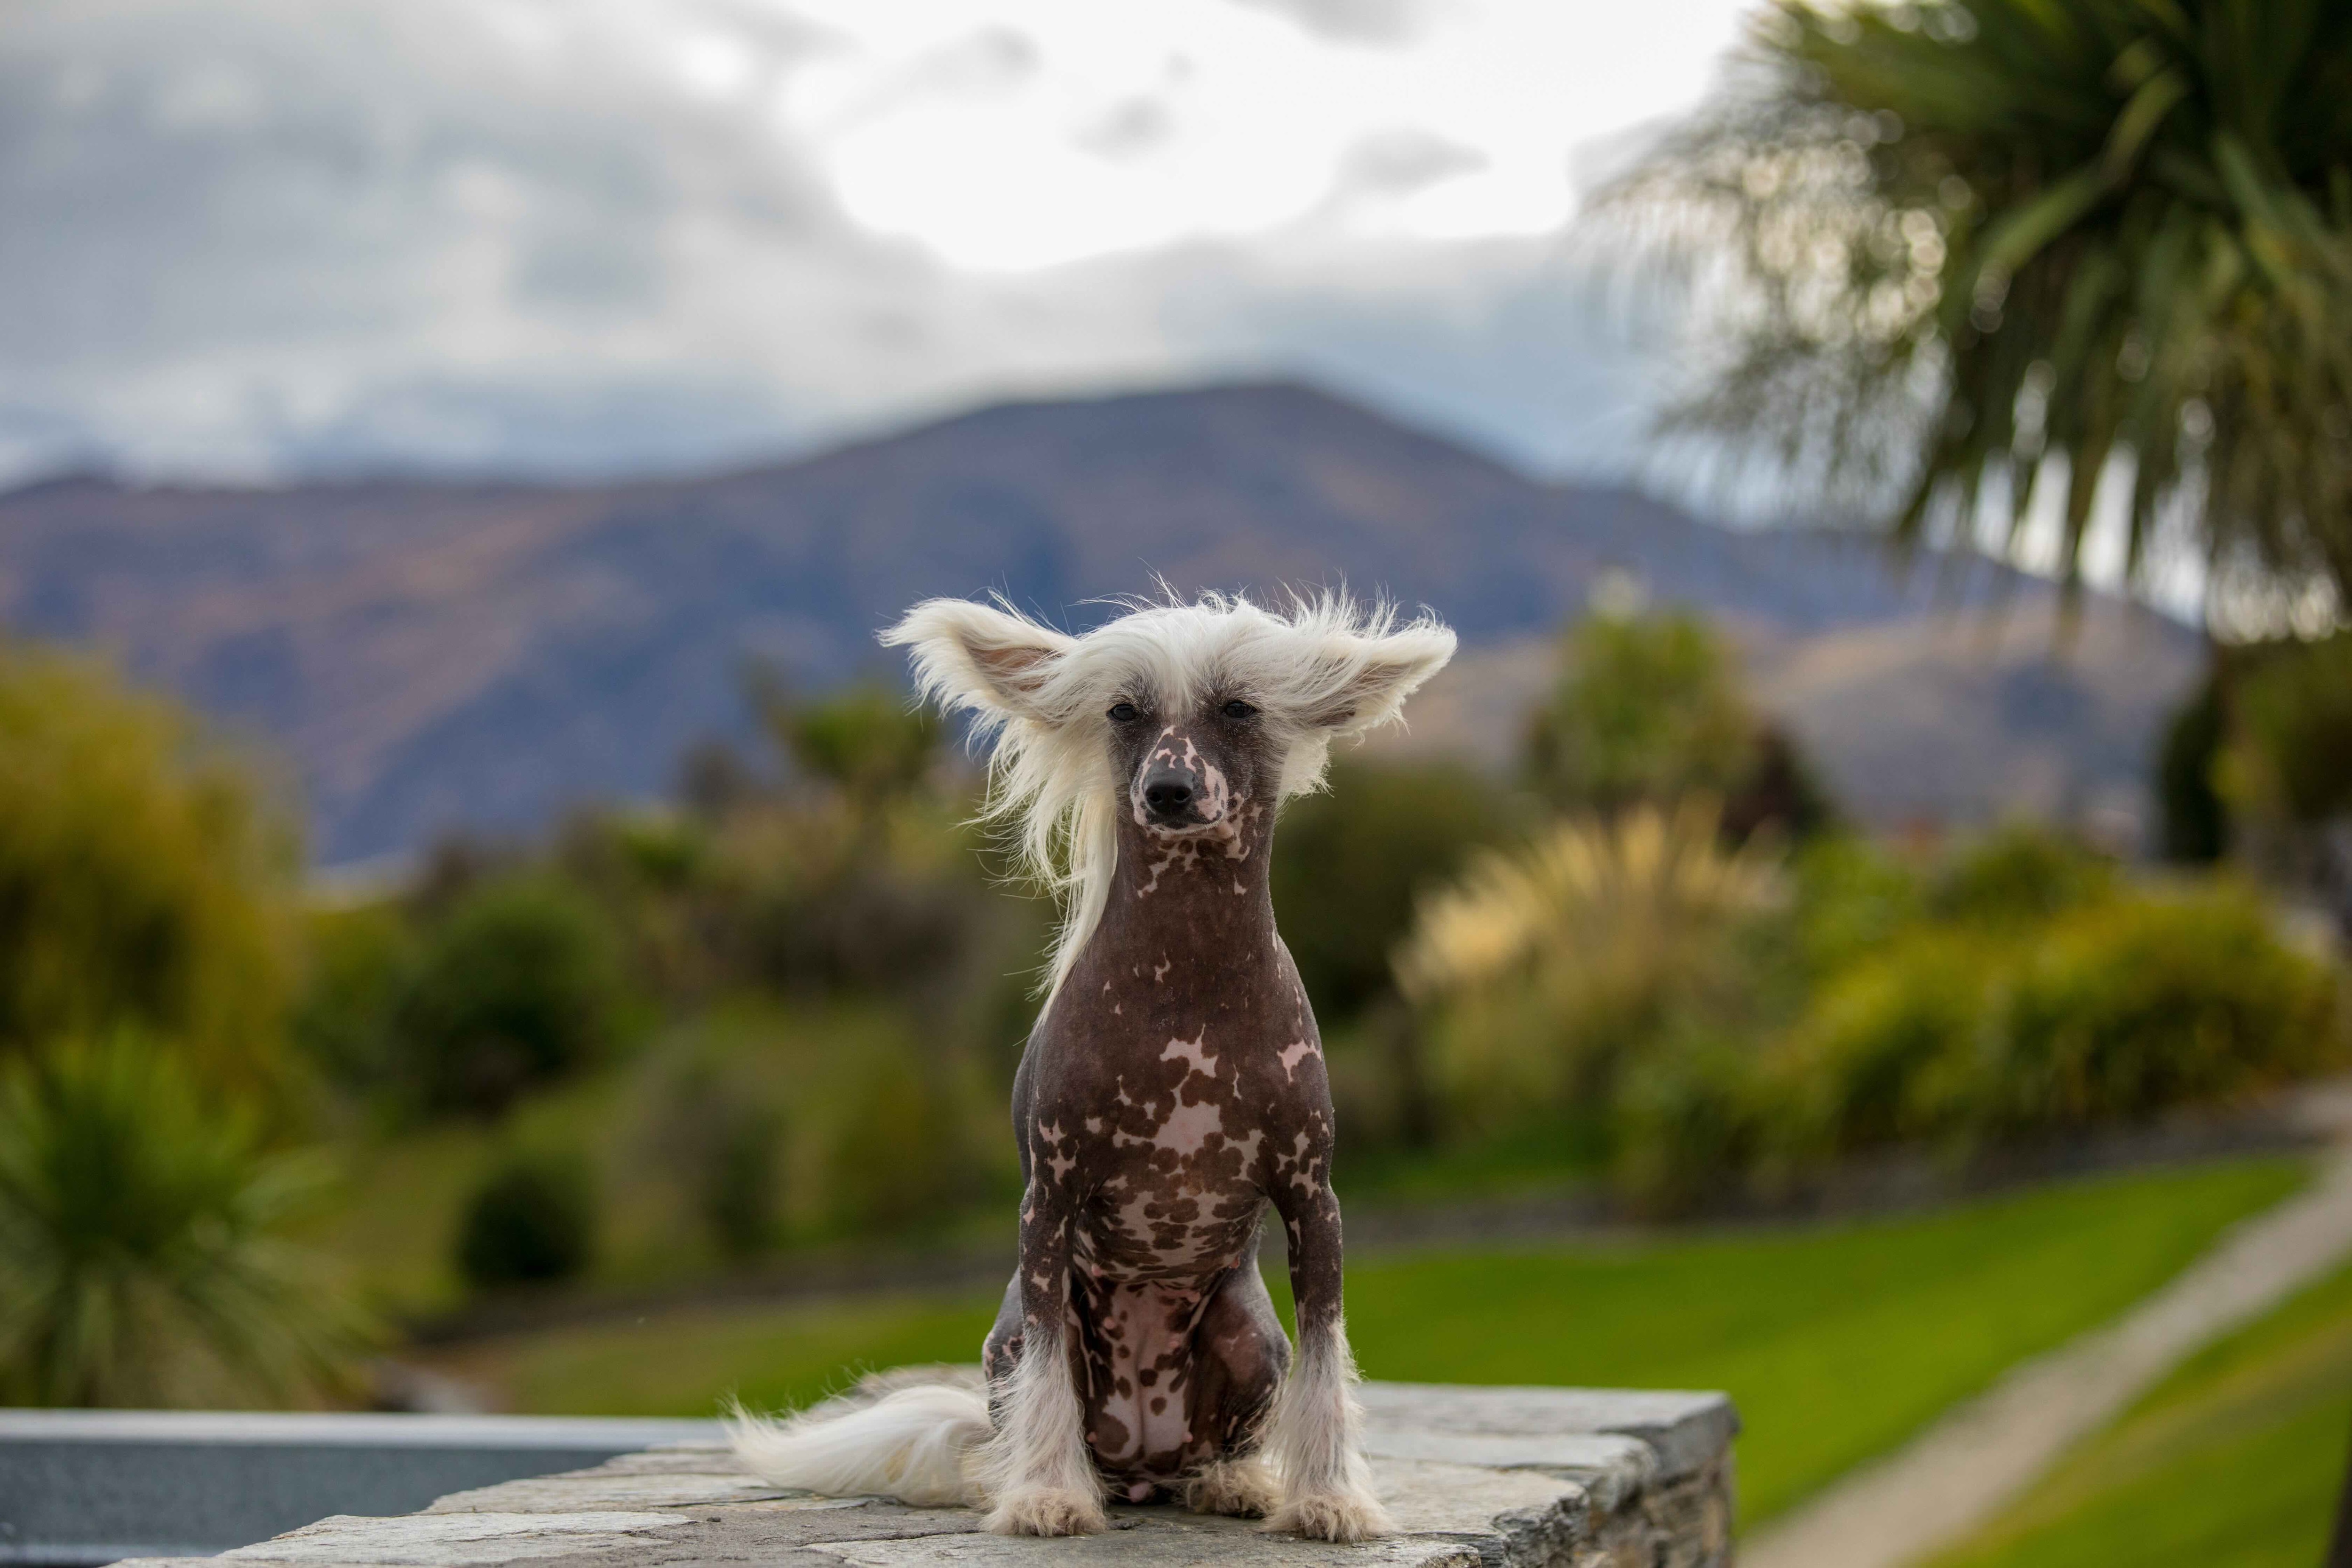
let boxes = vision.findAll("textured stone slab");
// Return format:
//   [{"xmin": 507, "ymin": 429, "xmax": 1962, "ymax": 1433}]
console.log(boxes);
[
  {"xmin": 223, "ymin": 1509, "xmax": 693, "ymax": 1563},
  {"xmin": 1356, "ymin": 1383, "xmax": 1737, "ymax": 1483},
  {"xmin": 803, "ymin": 1512, "xmax": 1483, "ymax": 1568},
  {"xmin": 423, "ymin": 1471, "xmax": 796, "ymax": 1511},
  {"xmin": 1, "ymin": 1409, "xmax": 721, "ymax": 1565},
  {"xmin": 116, "ymin": 1384, "xmax": 1735, "ymax": 1568}
]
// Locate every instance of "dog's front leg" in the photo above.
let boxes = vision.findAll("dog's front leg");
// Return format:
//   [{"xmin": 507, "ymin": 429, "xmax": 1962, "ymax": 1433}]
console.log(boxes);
[
  {"xmin": 1261, "ymin": 1175, "xmax": 1392, "ymax": 1542},
  {"xmin": 975, "ymin": 1180, "xmax": 1105, "ymax": 1536}
]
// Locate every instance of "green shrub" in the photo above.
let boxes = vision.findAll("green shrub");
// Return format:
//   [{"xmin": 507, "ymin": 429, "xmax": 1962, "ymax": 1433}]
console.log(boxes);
[
  {"xmin": 291, "ymin": 901, "xmax": 416, "ymax": 1095},
  {"xmin": 1766, "ymin": 933, "xmax": 1997, "ymax": 1164},
  {"xmin": 705, "ymin": 1110, "xmax": 786, "ymax": 1258},
  {"xmin": 456, "ymin": 1145, "xmax": 597, "ymax": 1289},
  {"xmin": 0, "ymin": 646, "xmax": 299, "ymax": 1097},
  {"xmin": 814, "ymin": 1039, "xmax": 995, "ymax": 1236},
  {"xmin": 0, "ymin": 1033, "xmax": 365, "ymax": 1405},
  {"xmin": 1788, "ymin": 835, "xmax": 1926, "ymax": 978},
  {"xmin": 392, "ymin": 876, "xmax": 626, "ymax": 1116},
  {"xmin": 1928, "ymin": 824, "xmax": 2115, "ymax": 929},
  {"xmin": 648, "ymin": 1049, "xmax": 788, "ymax": 1259},
  {"xmin": 1979, "ymin": 890, "xmax": 2341, "ymax": 1134},
  {"xmin": 1402, "ymin": 801, "xmax": 1784, "ymax": 1132},
  {"xmin": 1612, "ymin": 1029, "xmax": 1767, "ymax": 1216}
]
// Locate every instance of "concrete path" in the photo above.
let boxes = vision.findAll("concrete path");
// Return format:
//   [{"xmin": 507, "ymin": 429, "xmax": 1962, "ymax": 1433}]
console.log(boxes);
[{"xmin": 1746, "ymin": 1105, "xmax": 2352, "ymax": 1568}]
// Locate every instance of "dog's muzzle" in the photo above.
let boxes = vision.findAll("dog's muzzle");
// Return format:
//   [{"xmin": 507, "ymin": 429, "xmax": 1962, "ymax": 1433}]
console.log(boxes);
[{"xmin": 1139, "ymin": 766, "xmax": 1215, "ymax": 828}]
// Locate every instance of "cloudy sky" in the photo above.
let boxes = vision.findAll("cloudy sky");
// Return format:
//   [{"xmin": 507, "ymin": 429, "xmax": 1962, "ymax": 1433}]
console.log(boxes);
[{"xmin": 0, "ymin": 0, "xmax": 1759, "ymax": 488}]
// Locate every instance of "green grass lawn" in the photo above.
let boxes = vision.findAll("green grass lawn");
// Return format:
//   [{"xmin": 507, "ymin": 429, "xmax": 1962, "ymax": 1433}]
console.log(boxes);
[
  {"xmin": 415, "ymin": 1154, "xmax": 2307, "ymax": 1530},
  {"xmin": 1926, "ymin": 1254, "xmax": 2352, "ymax": 1568}
]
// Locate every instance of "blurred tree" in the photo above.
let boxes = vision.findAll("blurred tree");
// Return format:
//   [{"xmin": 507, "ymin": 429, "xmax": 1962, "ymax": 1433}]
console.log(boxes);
[
  {"xmin": 390, "ymin": 876, "xmax": 627, "ymax": 1117},
  {"xmin": 1602, "ymin": 0, "xmax": 2352, "ymax": 616},
  {"xmin": 1526, "ymin": 613, "xmax": 1753, "ymax": 812},
  {"xmin": 0, "ymin": 645, "xmax": 298, "ymax": 1094},
  {"xmin": 747, "ymin": 673, "xmax": 942, "ymax": 843},
  {"xmin": 1525, "ymin": 611, "xmax": 1834, "ymax": 838},
  {"xmin": 2222, "ymin": 631, "xmax": 2352, "ymax": 823},
  {"xmin": 2155, "ymin": 670, "xmax": 2230, "ymax": 862},
  {"xmin": 0, "ymin": 1033, "xmax": 365, "ymax": 1406},
  {"xmin": 2214, "ymin": 630, "xmax": 2352, "ymax": 920}
]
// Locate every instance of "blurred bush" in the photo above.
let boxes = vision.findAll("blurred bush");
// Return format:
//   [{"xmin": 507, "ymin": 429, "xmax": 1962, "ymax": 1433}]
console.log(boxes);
[
  {"xmin": 1402, "ymin": 809, "xmax": 2347, "ymax": 1214},
  {"xmin": 0, "ymin": 646, "xmax": 299, "ymax": 1097},
  {"xmin": 1927, "ymin": 822, "xmax": 2115, "ymax": 929},
  {"xmin": 291, "ymin": 901, "xmax": 418, "ymax": 1097},
  {"xmin": 1400, "ymin": 799, "xmax": 1783, "ymax": 1128},
  {"xmin": 644, "ymin": 1040, "xmax": 788, "ymax": 1260},
  {"xmin": 1979, "ymin": 891, "xmax": 2339, "ymax": 1135},
  {"xmin": 390, "ymin": 876, "xmax": 629, "ymax": 1118},
  {"xmin": 0, "ymin": 1032, "xmax": 366, "ymax": 1405},
  {"xmin": 456, "ymin": 1143, "xmax": 598, "ymax": 1289}
]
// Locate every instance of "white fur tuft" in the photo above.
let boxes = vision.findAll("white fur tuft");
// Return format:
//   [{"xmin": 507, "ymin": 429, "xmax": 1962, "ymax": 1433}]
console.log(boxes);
[
  {"xmin": 882, "ymin": 588, "xmax": 1455, "ymax": 995},
  {"xmin": 726, "ymin": 1382, "xmax": 992, "ymax": 1508},
  {"xmin": 972, "ymin": 1325, "xmax": 1106, "ymax": 1535},
  {"xmin": 1261, "ymin": 1320, "xmax": 1393, "ymax": 1541}
]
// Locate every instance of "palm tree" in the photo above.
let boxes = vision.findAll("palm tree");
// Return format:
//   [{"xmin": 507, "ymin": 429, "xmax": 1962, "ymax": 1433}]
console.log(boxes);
[
  {"xmin": 0, "ymin": 1033, "xmax": 367, "ymax": 1406},
  {"xmin": 1599, "ymin": 0, "xmax": 2352, "ymax": 623}
]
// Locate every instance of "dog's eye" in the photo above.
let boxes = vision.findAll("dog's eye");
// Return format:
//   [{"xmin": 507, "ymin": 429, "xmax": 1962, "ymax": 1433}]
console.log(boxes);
[
  {"xmin": 1107, "ymin": 702, "xmax": 1139, "ymax": 723},
  {"xmin": 1221, "ymin": 699, "xmax": 1258, "ymax": 720}
]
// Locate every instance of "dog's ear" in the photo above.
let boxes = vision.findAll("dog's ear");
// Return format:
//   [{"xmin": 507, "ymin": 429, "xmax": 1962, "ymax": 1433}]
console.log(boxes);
[
  {"xmin": 882, "ymin": 597, "xmax": 1073, "ymax": 723},
  {"xmin": 1304, "ymin": 620, "xmax": 1456, "ymax": 732}
]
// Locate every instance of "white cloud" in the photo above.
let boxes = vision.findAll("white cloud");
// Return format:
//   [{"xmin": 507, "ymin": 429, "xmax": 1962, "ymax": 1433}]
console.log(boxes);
[{"xmin": 0, "ymin": 0, "xmax": 1751, "ymax": 485}]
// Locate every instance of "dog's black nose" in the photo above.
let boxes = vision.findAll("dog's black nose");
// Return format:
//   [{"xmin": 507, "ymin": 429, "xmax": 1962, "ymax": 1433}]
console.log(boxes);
[{"xmin": 1143, "ymin": 777, "xmax": 1194, "ymax": 816}]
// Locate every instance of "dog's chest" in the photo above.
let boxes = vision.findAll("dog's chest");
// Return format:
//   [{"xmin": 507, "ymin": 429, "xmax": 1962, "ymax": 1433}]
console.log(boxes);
[{"xmin": 1038, "ymin": 955, "xmax": 1323, "ymax": 1280}]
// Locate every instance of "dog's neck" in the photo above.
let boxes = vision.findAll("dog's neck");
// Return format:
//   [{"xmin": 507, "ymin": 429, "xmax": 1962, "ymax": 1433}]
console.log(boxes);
[{"xmin": 1090, "ymin": 795, "xmax": 1279, "ymax": 960}]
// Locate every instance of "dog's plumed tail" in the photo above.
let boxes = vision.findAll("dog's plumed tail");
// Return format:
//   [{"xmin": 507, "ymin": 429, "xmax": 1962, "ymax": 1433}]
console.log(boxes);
[{"xmin": 726, "ymin": 1382, "xmax": 993, "ymax": 1507}]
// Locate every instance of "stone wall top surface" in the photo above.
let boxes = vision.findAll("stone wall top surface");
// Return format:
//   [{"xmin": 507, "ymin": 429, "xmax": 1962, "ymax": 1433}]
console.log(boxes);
[{"xmin": 108, "ymin": 1384, "xmax": 1737, "ymax": 1568}]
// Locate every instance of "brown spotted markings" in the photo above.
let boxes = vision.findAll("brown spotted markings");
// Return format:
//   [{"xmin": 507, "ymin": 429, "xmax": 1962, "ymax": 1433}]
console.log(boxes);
[{"xmin": 983, "ymin": 695, "xmax": 1343, "ymax": 1505}]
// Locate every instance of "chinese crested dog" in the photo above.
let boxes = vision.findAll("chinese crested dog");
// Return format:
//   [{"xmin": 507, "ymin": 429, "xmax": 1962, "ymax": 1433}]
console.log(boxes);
[{"xmin": 728, "ymin": 589, "xmax": 1455, "ymax": 1540}]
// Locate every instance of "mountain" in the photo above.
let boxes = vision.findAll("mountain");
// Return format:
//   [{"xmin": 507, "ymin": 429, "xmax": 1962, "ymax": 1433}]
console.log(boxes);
[{"xmin": 0, "ymin": 382, "xmax": 2205, "ymax": 862}]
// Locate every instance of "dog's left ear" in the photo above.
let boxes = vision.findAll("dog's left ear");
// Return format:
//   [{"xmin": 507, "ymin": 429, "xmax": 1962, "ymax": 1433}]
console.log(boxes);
[
  {"xmin": 882, "ymin": 597, "xmax": 1074, "ymax": 723},
  {"xmin": 1305, "ymin": 620, "xmax": 1457, "ymax": 733}
]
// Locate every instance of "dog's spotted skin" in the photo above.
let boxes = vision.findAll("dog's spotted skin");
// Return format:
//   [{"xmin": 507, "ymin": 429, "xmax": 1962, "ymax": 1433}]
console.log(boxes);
[{"xmin": 981, "ymin": 700, "xmax": 1343, "ymax": 1502}]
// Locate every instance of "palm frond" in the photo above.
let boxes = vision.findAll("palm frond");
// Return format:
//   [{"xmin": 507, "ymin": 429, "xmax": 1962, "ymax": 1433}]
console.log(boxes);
[{"xmin": 1594, "ymin": 0, "xmax": 2352, "ymax": 619}]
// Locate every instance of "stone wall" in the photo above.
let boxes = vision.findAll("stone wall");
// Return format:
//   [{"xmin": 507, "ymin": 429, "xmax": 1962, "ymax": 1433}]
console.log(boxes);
[{"xmin": 105, "ymin": 1381, "xmax": 1737, "ymax": 1568}]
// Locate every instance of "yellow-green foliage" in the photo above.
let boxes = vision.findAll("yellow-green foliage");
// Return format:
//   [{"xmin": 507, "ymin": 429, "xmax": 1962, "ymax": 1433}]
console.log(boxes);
[
  {"xmin": 0, "ymin": 1033, "xmax": 367, "ymax": 1406},
  {"xmin": 1983, "ymin": 890, "xmax": 2341, "ymax": 1132},
  {"xmin": 1402, "ymin": 810, "xmax": 2346, "ymax": 1211},
  {"xmin": 0, "ymin": 646, "xmax": 298, "ymax": 1094},
  {"xmin": 1401, "ymin": 799, "xmax": 1782, "ymax": 1124},
  {"xmin": 1759, "ymin": 883, "xmax": 2344, "ymax": 1176}
]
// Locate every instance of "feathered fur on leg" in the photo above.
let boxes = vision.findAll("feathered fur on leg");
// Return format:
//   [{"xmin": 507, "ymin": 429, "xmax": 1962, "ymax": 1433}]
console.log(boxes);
[
  {"xmin": 1260, "ymin": 1320, "xmax": 1392, "ymax": 1542},
  {"xmin": 974, "ymin": 1321, "xmax": 1106, "ymax": 1536}
]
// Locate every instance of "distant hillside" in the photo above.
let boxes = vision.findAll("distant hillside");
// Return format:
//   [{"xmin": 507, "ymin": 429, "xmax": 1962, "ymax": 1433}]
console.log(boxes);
[{"xmin": 0, "ymin": 382, "xmax": 2204, "ymax": 861}]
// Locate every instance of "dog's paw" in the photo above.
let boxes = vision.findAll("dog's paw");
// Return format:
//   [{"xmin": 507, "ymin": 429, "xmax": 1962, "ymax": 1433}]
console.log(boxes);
[
  {"xmin": 1262, "ymin": 1488, "xmax": 1395, "ymax": 1543},
  {"xmin": 1184, "ymin": 1458, "xmax": 1281, "ymax": 1518},
  {"xmin": 985, "ymin": 1486, "xmax": 1108, "ymax": 1537}
]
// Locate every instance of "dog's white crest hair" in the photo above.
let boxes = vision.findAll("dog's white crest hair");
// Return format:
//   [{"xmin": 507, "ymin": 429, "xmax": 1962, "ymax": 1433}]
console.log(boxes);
[{"xmin": 882, "ymin": 588, "xmax": 1455, "ymax": 994}]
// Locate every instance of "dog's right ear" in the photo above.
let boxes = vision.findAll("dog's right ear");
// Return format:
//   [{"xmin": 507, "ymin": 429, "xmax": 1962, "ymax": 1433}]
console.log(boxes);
[{"xmin": 881, "ymin": 597, "xmax": 1073, "ymax": 723}]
